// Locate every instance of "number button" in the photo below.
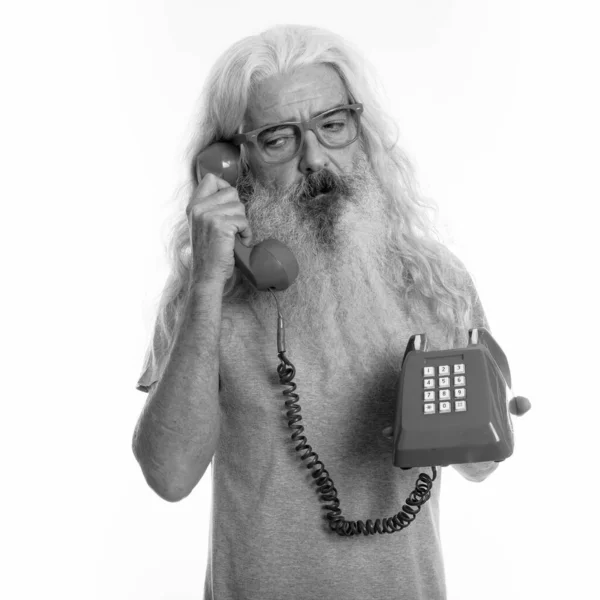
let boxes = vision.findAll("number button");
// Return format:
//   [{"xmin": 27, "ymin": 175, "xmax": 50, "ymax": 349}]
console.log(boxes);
[
  {"xmin": 424, "ymin": 403, "xmax": 436, "ymax": 414},
  {"xmin": 454, "ymin": 364, "xmax": 465, "ymax": 374},
  {"xmin": 454, "ymin": 375, "xmax": 466, "ymax": 386},
  {"xmin": 439, "ymin": 365, "xmax": 450, "ymax": 375},
  {"xmin": 455, "ymin": 400, "xmax": 467, "ymax": 412},
  {"xmin": 424, "ymin": 390, "xmax": 435, "ymax": 401},
  {"xmin": 424, "ymin": 378, "xmax": 435, "ymax": 389},
  {"xmin": 439, "ymin": 389, "xmax": 451, "ymax": 400},
  {"xmin": 439, "ymin": 377, "xmax": 450, "ymax": 388},
  {"xmin": 454, "ymin": 388, "xmax": 466, "ymax": 399},
  {"xmin": 423, "ymin": 366, "xmax": 435, "ymax": 377},
  {"xmin": 439, "ymin": 401, "xmax": 451, "ymax": 413}
]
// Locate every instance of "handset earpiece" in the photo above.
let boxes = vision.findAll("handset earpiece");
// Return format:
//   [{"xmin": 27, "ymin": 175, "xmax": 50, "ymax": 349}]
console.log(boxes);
[
  {"xmin": 195, "ymin": 141, "xmax": 241, "ymax": 187},
  {"xmin": 195, "ymin": 143, "xmax": 299, "ymax": 291}
]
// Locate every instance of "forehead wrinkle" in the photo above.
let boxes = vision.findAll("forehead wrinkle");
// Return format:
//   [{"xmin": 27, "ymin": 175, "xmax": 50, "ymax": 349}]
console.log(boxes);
[{"xmin": 246, "ymin": 64, "xmax": 348, "ymax": 129}]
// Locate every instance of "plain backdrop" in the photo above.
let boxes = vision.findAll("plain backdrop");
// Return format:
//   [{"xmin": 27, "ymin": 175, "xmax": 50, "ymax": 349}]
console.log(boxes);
[{"xmin": 1, "ymin": 1, "xmax": 598, "ymax": 599}]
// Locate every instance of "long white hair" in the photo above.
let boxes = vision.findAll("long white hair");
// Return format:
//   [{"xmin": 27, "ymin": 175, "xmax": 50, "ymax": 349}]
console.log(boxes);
[{"xmin": 151, "ymin": 24, "xmax": 479, "ymax": 355}]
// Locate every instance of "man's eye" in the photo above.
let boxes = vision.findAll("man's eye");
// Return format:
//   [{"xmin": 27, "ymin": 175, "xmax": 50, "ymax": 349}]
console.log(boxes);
[
  {"xmin": 322, "ymin": 121, "xmax": 345, "ymax": 131},
  {"xmin": 264, "ymin": 136, "xmax": 293, "ymax": 148}
]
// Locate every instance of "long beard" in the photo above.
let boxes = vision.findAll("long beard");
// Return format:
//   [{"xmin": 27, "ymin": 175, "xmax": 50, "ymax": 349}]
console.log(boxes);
[{"xmin": 234, "ymin": 150, "xmax": 413, "ymax": 375}]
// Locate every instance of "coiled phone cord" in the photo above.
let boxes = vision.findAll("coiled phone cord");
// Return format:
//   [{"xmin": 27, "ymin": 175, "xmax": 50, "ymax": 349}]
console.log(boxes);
[{"xmin": 268, "ymin": 289, "xmax": 437, "ymax": 537}]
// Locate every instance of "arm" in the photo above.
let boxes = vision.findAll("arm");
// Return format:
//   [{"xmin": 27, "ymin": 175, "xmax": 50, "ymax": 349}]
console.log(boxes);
[
  {"xmin": 132, "ymin": 278, "xmax": 225, "ymax": 502},
  {"xmin": 451, "ymin": 461, "xmax": 500, "ymax": 483}
]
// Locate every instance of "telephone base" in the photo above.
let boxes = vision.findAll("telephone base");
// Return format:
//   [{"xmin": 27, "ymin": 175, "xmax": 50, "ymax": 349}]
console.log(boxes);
[
  {"xmin": 392, "ymin": 329, "xmax": 517, "ymax": 470},
  {"xmin": 393, "ymin": 440, "xmax": 513, "ymax": 469}
]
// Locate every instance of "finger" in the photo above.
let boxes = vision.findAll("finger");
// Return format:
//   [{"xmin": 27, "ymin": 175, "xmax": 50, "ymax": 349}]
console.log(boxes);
[
  {"xmin": 196, "ymin": 171, "xmax": 232, "ymax": 194},
  {"xmin": 509, "ymin": 396, "xmax": 532, "ymax": 416},
  {"xmin": 186, "ymin": 176, "xmax": 234, "ymax": 218}
]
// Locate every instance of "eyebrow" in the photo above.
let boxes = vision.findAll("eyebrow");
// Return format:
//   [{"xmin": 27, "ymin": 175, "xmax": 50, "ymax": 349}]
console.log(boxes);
[{"xmin": 257, "ymin": 103, "xmax": 349, "ymax": 129}]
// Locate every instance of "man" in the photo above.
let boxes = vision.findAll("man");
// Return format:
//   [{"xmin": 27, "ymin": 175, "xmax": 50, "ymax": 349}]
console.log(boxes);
[{"xmin": 133, "ymin": 24, "xmax": 502, "ymax": 600}]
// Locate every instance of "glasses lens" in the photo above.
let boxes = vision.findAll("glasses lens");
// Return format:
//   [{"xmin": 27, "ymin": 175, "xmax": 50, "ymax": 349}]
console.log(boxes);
[
  {"xmin": 257, "ymin": 124, "xmax": 302, "ymax": 163},
  {"xmin": 255, "ymin": 107, "xmax": 360, "ymax": 164},
  {"xmin": 316, "ymin": 108, "xmax": 359, "ymax": 147}
]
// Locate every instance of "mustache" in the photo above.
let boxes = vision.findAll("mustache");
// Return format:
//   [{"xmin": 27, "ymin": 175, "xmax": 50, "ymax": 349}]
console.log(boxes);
[
  {"xmin": 237, "ymin": 168, "xmax": 352, "ymax": 204},
  {"xmin": 295, "ymin": 169, "xmax": 351, "ymax": 201}
]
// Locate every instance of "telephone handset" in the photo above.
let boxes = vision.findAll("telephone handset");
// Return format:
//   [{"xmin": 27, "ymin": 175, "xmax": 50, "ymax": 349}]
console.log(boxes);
[
  {"xmin": 393, "ymin": 327, "xmax": 531, "ymax": 469},
  {"xmin": 195, "ymin": 142, "xmax": 299, "ymax": 291}
]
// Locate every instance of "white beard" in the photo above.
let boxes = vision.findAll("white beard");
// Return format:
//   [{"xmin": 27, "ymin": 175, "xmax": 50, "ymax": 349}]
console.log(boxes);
[{"xmin": 234, "ymin": 150, "xmax": 418, "ymax": 378}]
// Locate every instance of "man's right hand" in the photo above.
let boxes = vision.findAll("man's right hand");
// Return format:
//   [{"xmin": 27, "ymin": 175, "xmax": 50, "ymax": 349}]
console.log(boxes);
[{"xmin": 186, "ymin": 172, "xmax": 253, "ymax": 285}]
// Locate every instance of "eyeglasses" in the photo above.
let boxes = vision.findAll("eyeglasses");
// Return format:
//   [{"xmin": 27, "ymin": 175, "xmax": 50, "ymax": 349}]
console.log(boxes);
[{"xmin": 231, "ymin": 103, "xmax": 364, "ymax": 164}]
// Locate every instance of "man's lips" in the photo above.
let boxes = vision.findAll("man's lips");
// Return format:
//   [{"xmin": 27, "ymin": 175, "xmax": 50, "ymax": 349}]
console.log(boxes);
[{"xmin": 311, "ymin": 188, "xmax": 337, "ymax": 198}]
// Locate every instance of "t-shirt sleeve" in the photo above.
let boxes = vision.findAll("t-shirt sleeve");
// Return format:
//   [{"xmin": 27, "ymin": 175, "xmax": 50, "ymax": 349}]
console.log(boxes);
[
  {"xmin": 445, "ymin": 247, "xmax": 491, "ymax": 345},
  {"xmin": 136, "ymin": 318, "xmax": 170, "ymax": 393},
  {"xmin": 135, "ymin": 316, "xmax": 223, "ymax": 394},
  {"xmin": 469, "ymin": 274, "xmax": 490, "ymax": 331}
]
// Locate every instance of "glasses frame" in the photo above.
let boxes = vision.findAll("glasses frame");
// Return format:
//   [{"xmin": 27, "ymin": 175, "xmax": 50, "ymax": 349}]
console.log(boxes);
[{"xmin": 231, "ymin": 102, "xmax": 364, "ymax": 164}]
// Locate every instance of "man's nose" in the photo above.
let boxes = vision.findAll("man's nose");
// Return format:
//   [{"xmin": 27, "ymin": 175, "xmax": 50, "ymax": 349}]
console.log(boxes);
[{"xmin": 298, "ymin": 130, "xmax": 328, "ymax": 175}]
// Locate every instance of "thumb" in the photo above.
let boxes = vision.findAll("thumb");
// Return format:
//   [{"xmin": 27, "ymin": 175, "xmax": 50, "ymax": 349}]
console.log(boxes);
[{"xmin": 509, "ymin": 396, "xmax": 532, "ymax": 416}]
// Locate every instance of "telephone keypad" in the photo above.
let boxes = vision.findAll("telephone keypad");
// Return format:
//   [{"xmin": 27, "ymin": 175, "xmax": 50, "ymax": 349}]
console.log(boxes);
[{"xmin": 422, "ymin": 363, "xmax": 467, "ymax": 414}]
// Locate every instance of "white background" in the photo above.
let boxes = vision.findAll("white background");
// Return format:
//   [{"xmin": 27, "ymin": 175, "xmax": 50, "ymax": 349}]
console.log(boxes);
[{"xmin": 1, "ymin": 1, "xmax": 598, "ymax": 598}]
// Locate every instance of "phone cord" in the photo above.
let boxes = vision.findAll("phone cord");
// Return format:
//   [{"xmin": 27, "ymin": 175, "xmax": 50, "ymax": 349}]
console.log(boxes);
[{"xmin": 268, "ymin": 289, "xmax": 437, "ymax": 537}]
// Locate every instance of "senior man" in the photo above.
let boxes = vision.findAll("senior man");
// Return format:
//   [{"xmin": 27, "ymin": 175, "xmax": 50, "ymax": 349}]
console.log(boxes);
[{"xmin": 133, "ymin": 24, "xmax": 502, "ymax": 600}]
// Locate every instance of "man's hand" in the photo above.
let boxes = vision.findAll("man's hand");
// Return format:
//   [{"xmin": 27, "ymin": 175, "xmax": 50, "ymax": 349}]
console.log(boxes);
[{"xmin": 509, "ymin": 395, "xmax": 532, "ymax": 416}]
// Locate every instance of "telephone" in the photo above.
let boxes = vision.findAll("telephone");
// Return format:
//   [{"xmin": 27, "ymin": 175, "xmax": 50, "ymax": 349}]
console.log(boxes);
[
  {"xmin": 195, "ymin": 141, "xmax": 531, "ymax": 537},
  {"xmin": 393, "ymin": 327, "xmax": 531, "ymax": 470},
  {"xmin": 195, "ymin": 142, "xmax": 299, "ymax": 291}
]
